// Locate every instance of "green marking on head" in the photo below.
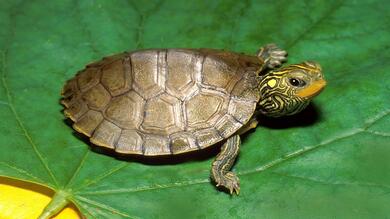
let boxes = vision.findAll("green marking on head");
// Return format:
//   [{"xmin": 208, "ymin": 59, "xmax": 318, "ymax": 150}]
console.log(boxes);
[{"xmin": 258, "ymin": 61, "xmax": 326, "ymax": 117}]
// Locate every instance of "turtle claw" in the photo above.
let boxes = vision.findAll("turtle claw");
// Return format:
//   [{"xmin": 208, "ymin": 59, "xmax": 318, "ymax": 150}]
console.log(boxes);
[
  {"xmin": 257, "ymin": 44, "xmax": 287, "ymax": 69},
  {"xmin": 215, "ymin": 172, "xmax": 240, "ymax": 195},
  {"xmin": 229, "ymin": 185, "xmax": 240, "ymax": 195}
]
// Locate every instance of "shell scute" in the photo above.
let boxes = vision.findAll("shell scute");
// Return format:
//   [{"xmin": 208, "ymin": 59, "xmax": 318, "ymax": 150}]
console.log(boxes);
[
  {"xmin": 141, "ymin": 94, "xmax": 183, "ymax": 135},
  {"xmin": 185, "ymin": 89, "xmax": 226, "ymax": 130},
  {"xmin": 131, "ymin": 50, "xmax": 165, "ymax": 99},
  {"xmin": 64, "ymin": 99, "xmax": 88, "ymax": 121},
  {"xmin": 62, "ymin": 49, "xmax": 261, "ymax": 155},
  {"xmin": 214, "ymin": 114, "xmax": 242, "ymax": 138},
  {"xmin": 169, "ymin": 132, "xmax": 198, "ymax": 154},
  {"xmin": 165, "ymin": 50, "xmax": 201, "ymax": 100},
  {"xmin": 73, "ymin": 110, "xmax": 103, "ymax": 137},
  {"xmin": 82, "ymin": 84, "xmax": 111, "ymax": 110},
  {"xmin": 202, "ymin": 54, "xmax": 240, "ymax": 92},
  {"xmin": 228, "ymin": 98, "xmax": 257, "ymax": 124},
  {"xmin": 77, "ymin": 67, "xmax": 100, "ymax": 92},
  {"xmin": 105, "ymin": 95, "xmax": 137, "ymax": 129},
  {"xmin": 195, "ymin": 128, "xmax": 224, "ymax": 149},
  {"xmin": 101, "ymin": 57, "xmax": 132, "ymax": 96},
  {"xmin": 143, "ymin": 135, "xmax": 170, "ymax": 156},
  {"xmin": 91, "ymin": 120, "xmax": 121, "ymax": 149},
  {"xmin": 115, "ymin": 130, "xmax": 143, "ymax": 154}
]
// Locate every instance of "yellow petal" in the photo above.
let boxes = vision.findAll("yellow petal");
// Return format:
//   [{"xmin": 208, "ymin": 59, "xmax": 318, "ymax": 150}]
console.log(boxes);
[{"xmin": 0, "ymin": 177, "xmax": 80, "ymax": 219}]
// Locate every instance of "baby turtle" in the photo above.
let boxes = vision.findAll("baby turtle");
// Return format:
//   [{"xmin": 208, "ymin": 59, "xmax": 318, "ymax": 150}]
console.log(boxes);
[{"xmin": 61, "ymin": 44, "xmax": 326, "ymax": 194}]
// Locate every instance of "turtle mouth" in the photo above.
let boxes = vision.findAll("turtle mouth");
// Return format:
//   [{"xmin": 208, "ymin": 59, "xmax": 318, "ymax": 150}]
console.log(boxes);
[{"xmin": 296, "ymin": 79, "xmax": 327, "ymax": 99}]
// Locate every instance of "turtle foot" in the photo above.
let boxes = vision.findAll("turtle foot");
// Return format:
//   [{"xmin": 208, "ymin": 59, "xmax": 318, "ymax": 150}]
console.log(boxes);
[
  {"xmin": 215, "ymin": 172, "xmax": 240, "ymax": 195},
  {"xmin": 257, "ymin": 44, "xmax": 287, "ymax": 69}
]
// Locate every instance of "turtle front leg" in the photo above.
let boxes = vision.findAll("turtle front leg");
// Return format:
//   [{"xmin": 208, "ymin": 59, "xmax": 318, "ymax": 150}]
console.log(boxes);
[
  {"xmin": 257, "ymin": 44, "xmax": 287, "ymax": 69},
  {"xmin": 211, "ymin": 135, "xmax": 241, "ymax": 195},
  {"xmin": 236, "ymin": 117, "xmax": 258, "ymax": 135}
]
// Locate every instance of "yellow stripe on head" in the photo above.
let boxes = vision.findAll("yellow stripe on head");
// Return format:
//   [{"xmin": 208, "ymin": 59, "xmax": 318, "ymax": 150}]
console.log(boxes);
[{"xmin": 289, "ymin": 62, "xmax": 321, "ymax": 72}]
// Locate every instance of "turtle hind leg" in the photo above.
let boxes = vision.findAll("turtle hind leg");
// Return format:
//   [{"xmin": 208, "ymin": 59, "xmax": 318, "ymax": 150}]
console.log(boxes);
[{"xmin": 211, "ymin": 135, "xmax": 241, "ymax": 195}]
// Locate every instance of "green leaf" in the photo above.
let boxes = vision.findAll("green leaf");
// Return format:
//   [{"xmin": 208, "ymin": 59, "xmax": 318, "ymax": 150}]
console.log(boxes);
[{"xmin": 1, "ymin": 0, "xmax": 389, "ymax": 218}]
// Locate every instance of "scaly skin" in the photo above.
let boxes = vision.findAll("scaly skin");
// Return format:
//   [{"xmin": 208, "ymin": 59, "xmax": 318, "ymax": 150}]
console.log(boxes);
[{"xmin": 211, "ymin": 135, "xmax": 241, "ymax": 195}]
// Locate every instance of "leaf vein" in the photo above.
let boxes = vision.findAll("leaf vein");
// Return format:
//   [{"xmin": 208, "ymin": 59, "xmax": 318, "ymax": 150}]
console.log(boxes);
[
  {"xmin": 270, "ymin": 171, "xmax": 390, "ymax": 190},
  {"xmin": 0, "ymin": 161, "xmax": 44, "ymax": 183},
  {"xmin": 240, "ymin": 110, "xmax": 390, "ymax": 176},
  {"xmin": 0, "ymin": 51, "xmax": 59, "ymax": 187},
  {"xmin": 126, "ymin": 0, "xmax": 165, "ymax": 49},
  {"xmin": 77, "ymin": 178, "xmax": 209, "ymax": 195},
  {"xmin": 0, "ymin": 100, "xmax": 9, "ymax": 106},
  {"xmin": 74, "ymin": 0, "xmax": 102, "ymax": 57},
  {"xmin": 285, "ymin": 1, "xmax": 344, "ymax": 49},
  {"xmin": 65, "ymin": 149, "xmax": 90, "ymax": 189},
  {"xmin": 75, "ymin": 201, "xmax": 98, "ymax": 219},
  {"xmin": 225, "ymin": 0, "xmax": 251, "ymax": 50},
  {"xmin": 365, "ymin": 130, "xmax": 390, "ymax": 137},
  {"xmin": 74, "ymin": 163, "xmax": 128, "ymax": 191},
  {"xmin": 75, "ymin": 195, "xmax": 139, "ymax": 219}
]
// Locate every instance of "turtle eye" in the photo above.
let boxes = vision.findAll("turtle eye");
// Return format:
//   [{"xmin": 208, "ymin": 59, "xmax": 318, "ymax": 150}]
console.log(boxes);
[{"xmin": 289, "ymin": 78, "xmax": 306, "ymax": 87}]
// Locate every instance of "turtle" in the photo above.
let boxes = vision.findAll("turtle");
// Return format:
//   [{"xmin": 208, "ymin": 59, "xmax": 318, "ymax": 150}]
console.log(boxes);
[{"xmin": 61, "ymin": 44, "xmax": 326, "ymax": 194}]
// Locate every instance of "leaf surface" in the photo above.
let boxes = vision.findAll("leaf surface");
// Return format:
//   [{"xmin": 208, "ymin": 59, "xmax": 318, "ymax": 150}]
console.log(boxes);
[{"xmin": 0, "ymin": 0, "xmax": 389, "ymax": 218}]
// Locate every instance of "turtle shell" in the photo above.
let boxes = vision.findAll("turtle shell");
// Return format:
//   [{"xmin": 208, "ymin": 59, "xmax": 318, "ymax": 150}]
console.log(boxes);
[{"xmin": 61, "ymin": 49, "xmax": 261, "ymax": 155}]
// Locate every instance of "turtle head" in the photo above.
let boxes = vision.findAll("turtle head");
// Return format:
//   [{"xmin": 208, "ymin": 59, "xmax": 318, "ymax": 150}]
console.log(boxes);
[{"xmin": 257, "ymin": 61, "xmax": 326, "ymax": 117}]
